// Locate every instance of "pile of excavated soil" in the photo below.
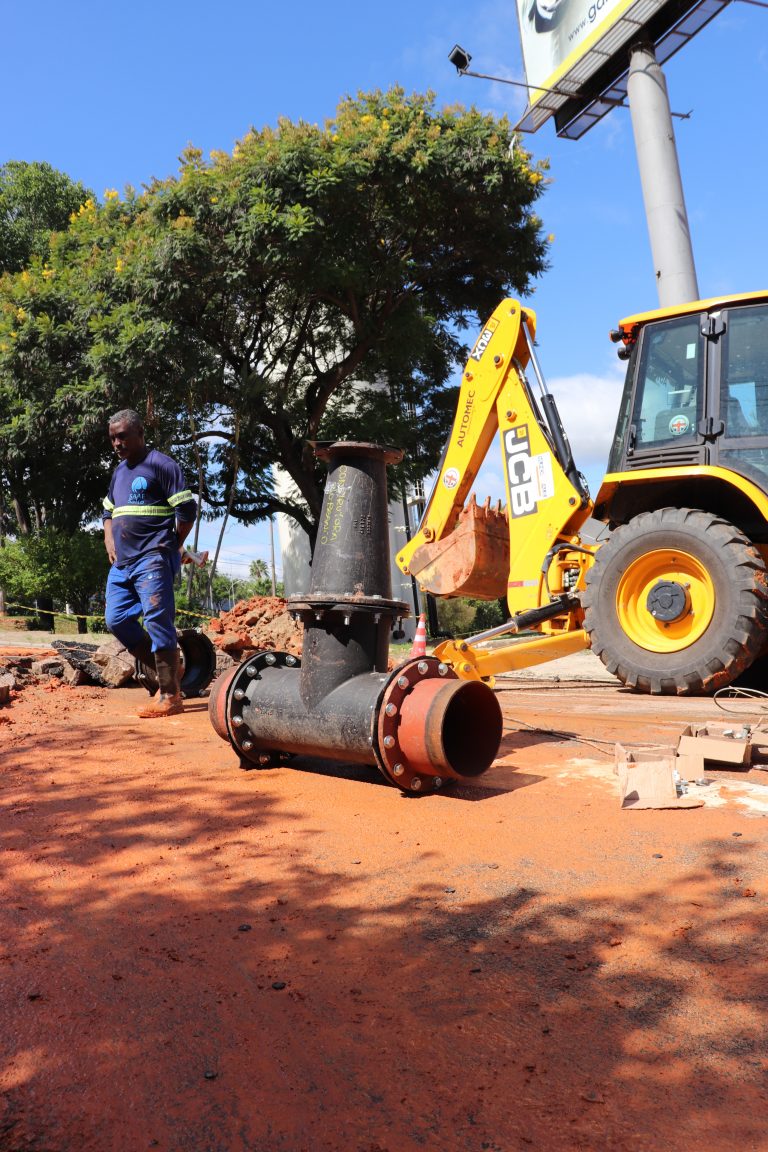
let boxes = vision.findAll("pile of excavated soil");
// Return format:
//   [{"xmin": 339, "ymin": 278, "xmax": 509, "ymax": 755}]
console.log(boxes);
[{"xmin": 208, "ymin": 595, "xmax": 303, "ymax": 659}]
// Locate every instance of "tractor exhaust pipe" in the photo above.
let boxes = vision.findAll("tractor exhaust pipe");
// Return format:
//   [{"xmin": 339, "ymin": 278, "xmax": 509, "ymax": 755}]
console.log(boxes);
[{"xmin": 209, "ymin": 442, "xmax": 503, "ymax": 794}]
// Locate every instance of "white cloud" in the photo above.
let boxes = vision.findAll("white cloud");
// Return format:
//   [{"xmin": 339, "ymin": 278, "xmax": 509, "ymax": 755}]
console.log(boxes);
[{"xmin": 547, "ymin": 368, "xmax": 625, "ymax": 466}]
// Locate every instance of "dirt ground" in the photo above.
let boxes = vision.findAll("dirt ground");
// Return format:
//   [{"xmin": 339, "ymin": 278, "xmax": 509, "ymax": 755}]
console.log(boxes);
[{"xmin": 2, "ymin": 648, "xmax": 768, "ymax": 1152}]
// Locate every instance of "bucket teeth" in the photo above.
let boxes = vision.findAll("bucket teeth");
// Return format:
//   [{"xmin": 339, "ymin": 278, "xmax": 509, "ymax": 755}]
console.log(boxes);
[{"xmin": 461, "ymin": 495, "xmax": 508, "ymax": 524}]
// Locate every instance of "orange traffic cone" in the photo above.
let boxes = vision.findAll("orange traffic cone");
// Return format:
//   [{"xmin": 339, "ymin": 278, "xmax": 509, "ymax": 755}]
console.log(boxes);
[{"xmin": 409, "ymin": 613, "xmax": 428, "ymax": 659}]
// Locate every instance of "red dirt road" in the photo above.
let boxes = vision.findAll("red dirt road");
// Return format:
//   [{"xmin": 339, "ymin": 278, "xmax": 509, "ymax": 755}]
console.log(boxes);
[{"xmin": 2, "ymin": 670, "xmax": 768, "ymax": 1151}]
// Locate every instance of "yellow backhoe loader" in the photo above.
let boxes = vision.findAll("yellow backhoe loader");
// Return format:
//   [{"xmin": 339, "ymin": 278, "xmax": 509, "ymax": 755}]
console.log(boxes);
[{"xmin": 396, "ymin": 292, "xmax": 768, "ymax": 695}]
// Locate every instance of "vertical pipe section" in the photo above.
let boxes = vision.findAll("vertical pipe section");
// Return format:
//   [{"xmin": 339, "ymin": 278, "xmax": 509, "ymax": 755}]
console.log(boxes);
[{"xmin": 627, "ymin": 43, "xmax": 699, "ymax": 308}]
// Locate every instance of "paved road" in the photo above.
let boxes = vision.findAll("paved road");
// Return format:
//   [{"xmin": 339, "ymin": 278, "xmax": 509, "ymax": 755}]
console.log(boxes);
[
  {"xmin": 0, "ymin": 629, "xmax": 619, "ymax": 681},
  {"xmin": 0, "ymin": 629, "xmax": 98, "ymax": 649},
  {"xmin": 496, "ymin": 647, "xmax": 619, "ymax": 682}
]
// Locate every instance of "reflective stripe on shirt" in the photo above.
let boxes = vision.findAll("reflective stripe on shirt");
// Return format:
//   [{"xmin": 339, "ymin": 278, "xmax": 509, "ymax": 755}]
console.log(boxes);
[
  {"xmin": 168, "ymin": 489, "xmax": 194, "ymax": 508},
  {"xmin": 111, "ymin": 504, "xmax": 173, "ymax": 518}
]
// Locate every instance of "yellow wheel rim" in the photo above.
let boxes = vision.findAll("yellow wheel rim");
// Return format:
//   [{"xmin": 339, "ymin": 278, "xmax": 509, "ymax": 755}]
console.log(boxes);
[{"xmin": 616, "ymin": 548, "xmax": 715, "ymax": 653}]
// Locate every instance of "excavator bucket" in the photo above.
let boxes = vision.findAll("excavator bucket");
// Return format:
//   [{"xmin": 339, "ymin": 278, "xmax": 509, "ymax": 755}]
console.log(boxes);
[{"xmin": 406, "ymin": 496, "xmax": 510, "ymax": 599}]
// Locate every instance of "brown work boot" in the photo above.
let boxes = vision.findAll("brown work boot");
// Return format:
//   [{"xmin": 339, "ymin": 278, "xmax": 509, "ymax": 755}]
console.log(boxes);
[
  {"xmin": 137, "ymin": 695, "xmax": 183, "ymax": 718},
  {"xmin": 137, "ymin": 647, "xmax": 183, "ymax": 719}
]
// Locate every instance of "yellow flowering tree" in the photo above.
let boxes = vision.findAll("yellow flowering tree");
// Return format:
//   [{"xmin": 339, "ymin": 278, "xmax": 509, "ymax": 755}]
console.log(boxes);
[
  {"xmin": 132, "ymin": 87, "xmax": 549, "ymax": 539},
  {"xmin": 0, "ymin": 89, "xmax": 550, "ymax": 547}
]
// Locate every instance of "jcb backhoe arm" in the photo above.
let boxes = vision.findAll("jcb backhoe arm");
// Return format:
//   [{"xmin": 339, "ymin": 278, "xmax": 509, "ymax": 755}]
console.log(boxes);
[{"xmin": 396, "ymin": 299, "xmax": 597, "ymax": 681}]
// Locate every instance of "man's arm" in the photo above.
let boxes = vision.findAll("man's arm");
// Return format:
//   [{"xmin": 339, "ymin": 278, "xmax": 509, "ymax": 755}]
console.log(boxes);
[
  {"xmin": 103, "ymin": 480, "xmax": 117, "ymax": 564},
  {"xmin": 104, "ymin": 517, "xmax": 117, "ymax": 565},
  {"xmin": 176, "ymin": 519, "xmax": 195, "ymax": 552},
  {"xmin": 160, "ymin": 455, "xmax": 197, "ymax": 554}
]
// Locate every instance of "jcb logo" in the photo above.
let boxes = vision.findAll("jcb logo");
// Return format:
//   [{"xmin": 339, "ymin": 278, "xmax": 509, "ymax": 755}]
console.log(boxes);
[{"xmin": 505, "ymin": 426, "xmax": 537, "ymax": 518}]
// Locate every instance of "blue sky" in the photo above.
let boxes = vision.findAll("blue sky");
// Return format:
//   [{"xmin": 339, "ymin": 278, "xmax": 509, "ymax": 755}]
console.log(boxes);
[{"xmin": 5, "ymin": 0, "xmax": 767, "ymax": 577}]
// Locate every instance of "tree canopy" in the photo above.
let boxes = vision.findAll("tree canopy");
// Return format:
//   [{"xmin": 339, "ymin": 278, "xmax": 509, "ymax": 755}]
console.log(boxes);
[
  {"xmin": 0, "ymin": 88, "xmax": 550, "ymax": 547},
  {"xmin": 0, "ymin": 529, "xmax": 110, "ymax": 631},
  {"xmin": 0, "ymin": 161, "xmax": 93, "ymax": 275}
]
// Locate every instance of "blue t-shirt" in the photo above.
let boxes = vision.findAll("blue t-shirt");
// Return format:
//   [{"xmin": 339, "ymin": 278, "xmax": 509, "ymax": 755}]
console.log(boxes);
[{"xmin": 103, "ymin": 448, "xmax": 196, "ymax": 567}]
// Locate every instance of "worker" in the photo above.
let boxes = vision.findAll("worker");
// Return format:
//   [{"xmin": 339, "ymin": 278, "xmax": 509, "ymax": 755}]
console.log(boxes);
[{"xmin": 102, "ymin": 409, "xmax": 196, "ymax": 718}]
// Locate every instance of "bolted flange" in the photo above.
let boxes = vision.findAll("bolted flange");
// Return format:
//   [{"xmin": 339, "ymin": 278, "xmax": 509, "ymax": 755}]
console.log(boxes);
[
  {"xmin": 208, "ymin": 650, "xmax": 298, "ymax": 768},
  {"xmin": 375, "ymin": 656, "xmax": 502, "ymax": 794}
]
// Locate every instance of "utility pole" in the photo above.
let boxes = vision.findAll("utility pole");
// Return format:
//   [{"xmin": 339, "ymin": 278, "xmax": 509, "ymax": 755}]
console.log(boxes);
[
  {"xmin": 269, "ymin": 517, "xmax": 277, "ymax": 596},
  {"xmin": 627, "ymin": 43, "xmax": 699, "ymax": 307}
]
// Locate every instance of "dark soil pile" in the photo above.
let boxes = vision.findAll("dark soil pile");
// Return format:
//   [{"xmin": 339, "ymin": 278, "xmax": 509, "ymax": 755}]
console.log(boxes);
[{"xmin": 208, "ymin": 595, "xmax": 303, "ymax": 659}]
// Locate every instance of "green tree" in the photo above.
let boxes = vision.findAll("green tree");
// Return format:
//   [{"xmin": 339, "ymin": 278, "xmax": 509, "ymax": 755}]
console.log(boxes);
[
  {"xmin": 436, "ymin": 597, "xmax": 476, "ymax": 637},
  {"xmin": 246, "ymin": 558, "xmax": 282, "ymax": 596},
  {"xmin": 0, "ymin": 89, "xmax": 549, "ymax": 552},
  {"xmin": 132, "ymin": 88, "xmax": 548, "ymax": 541},
  {"xmin": 0, "ymin": 176, "xmax": 115, "ymax": 537},
  {"xmin": 0, "ymin": 161, "xmax": 92, "ymax": 275},
  {"xmin": 0, "ymin": 529, "xmax": 110, "ymax": 633},
  {"xmin": 435, "ymin": 595, "xmax": 506, "ymax": 638}
]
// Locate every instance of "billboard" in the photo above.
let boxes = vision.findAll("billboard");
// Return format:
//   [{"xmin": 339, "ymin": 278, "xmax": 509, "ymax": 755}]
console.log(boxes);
[
  {"xmin": 517, "ymin": 0, "xmax": 635, "ymax": 99},
  {"xmin": 515, "ymin": 0, "xmax": 729, "ymax": 137}
]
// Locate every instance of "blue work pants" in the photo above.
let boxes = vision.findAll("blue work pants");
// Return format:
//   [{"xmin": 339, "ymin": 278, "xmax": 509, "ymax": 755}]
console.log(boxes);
[{"xmin": 105, "ymin": 550, "xmax": 179, "ymax": 652}]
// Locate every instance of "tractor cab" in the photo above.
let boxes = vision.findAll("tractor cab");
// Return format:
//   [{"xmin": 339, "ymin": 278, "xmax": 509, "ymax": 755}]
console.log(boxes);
[{"xmin": 597, "ymin": 290, "xmax": 768, "ymax": 538}]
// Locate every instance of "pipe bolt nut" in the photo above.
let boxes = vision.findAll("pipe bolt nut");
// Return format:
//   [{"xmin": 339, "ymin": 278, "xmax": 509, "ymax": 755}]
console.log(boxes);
[
  {"xmin": 393, "ymin": 763, "xmax": 404, "ymax": 776},
  {"xmin": 417, "ymin": 661, "xmax": 429, "ymax": 675},
  {"xmin": 232, "ymin": 715, "xmax": 244, "ymax": 727},
  {"xmin": 385, "ymin": 703, "xmax": 398, "ymax": 717},
  {"xmin": 397, "ymin": 676, "xmax": 409, "ymax": 690},
  {"xmin": 411, "ymin": 778, "xmax": 422, "ymax": 791},
  {"xmin": 247, "ymin": 665, "xmax": 258, "ymax": 677},
  {"xmin": 265, "ymin": 653, "xmax": 277, "ymax": 665},
  {"xmin": 383, "ymin": 735, "xmax": 396, "ymax": 749},
  {"xmin": 438, "ymin": 663, "xmax": 448, "ymax": 676},
  {"xmin": 285, "ymin": 655, "xmax": 297, "ymax": 666},
  {"xmin": 433, "ymin": 777, "xmax": 443, "ymax": 788},
  {"xmin": 242, "ymin": 740, "xmax": 253, "ymax": 751},
  {"xmin": 234, "ymin": 688, "xmax": 245, "ymax": 701}
]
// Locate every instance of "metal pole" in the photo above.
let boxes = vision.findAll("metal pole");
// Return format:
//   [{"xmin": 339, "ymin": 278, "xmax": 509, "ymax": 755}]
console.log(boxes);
[
  {"xmin": 401, "ymin": 494, "xmax": 422, "ymax": 620},
  {"xmin": 627, "ymin": 43, "xmax": 699, "ymax": 307},
  {"xmin": 269, "ymin": 517, "xmax": 277, "ymax": 596}
]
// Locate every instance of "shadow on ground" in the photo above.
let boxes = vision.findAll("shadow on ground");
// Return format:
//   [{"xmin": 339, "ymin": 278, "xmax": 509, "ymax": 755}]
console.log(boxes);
[{"xmin": 1, "ymin": 690, "xmax": 766, "ymax": 1152}]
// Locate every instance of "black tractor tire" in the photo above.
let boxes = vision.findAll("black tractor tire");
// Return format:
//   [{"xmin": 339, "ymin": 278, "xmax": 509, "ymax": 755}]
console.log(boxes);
[{"xmin": 582, "ymin": 507, "xmax": 768, "ymax": 695}]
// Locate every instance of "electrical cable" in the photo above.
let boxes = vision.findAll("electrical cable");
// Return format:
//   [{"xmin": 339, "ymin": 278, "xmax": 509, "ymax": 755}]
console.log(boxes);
[
  {"xmin": 713, "ymin": 686, "xmax": 768, "ymax": 733},
  {"xmin": 501, "ymin": 716, "xmax": 673, "ymax": 757}
]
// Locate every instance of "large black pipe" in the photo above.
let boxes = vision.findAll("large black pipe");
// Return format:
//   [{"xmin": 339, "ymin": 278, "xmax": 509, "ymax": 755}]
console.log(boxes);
[{"xmin": 209, "ymin": 442, "xmax": 502, "ymax": 793}]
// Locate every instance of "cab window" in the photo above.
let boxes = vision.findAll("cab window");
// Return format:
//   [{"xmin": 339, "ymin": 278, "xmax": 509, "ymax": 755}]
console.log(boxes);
[
  {"xmin": 720, "ymin": 305, "xmax": 768, "ymax": 438},
  {"xmin": 632, "ymin": 316, "xmax": 703, "ymax": 448}
]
